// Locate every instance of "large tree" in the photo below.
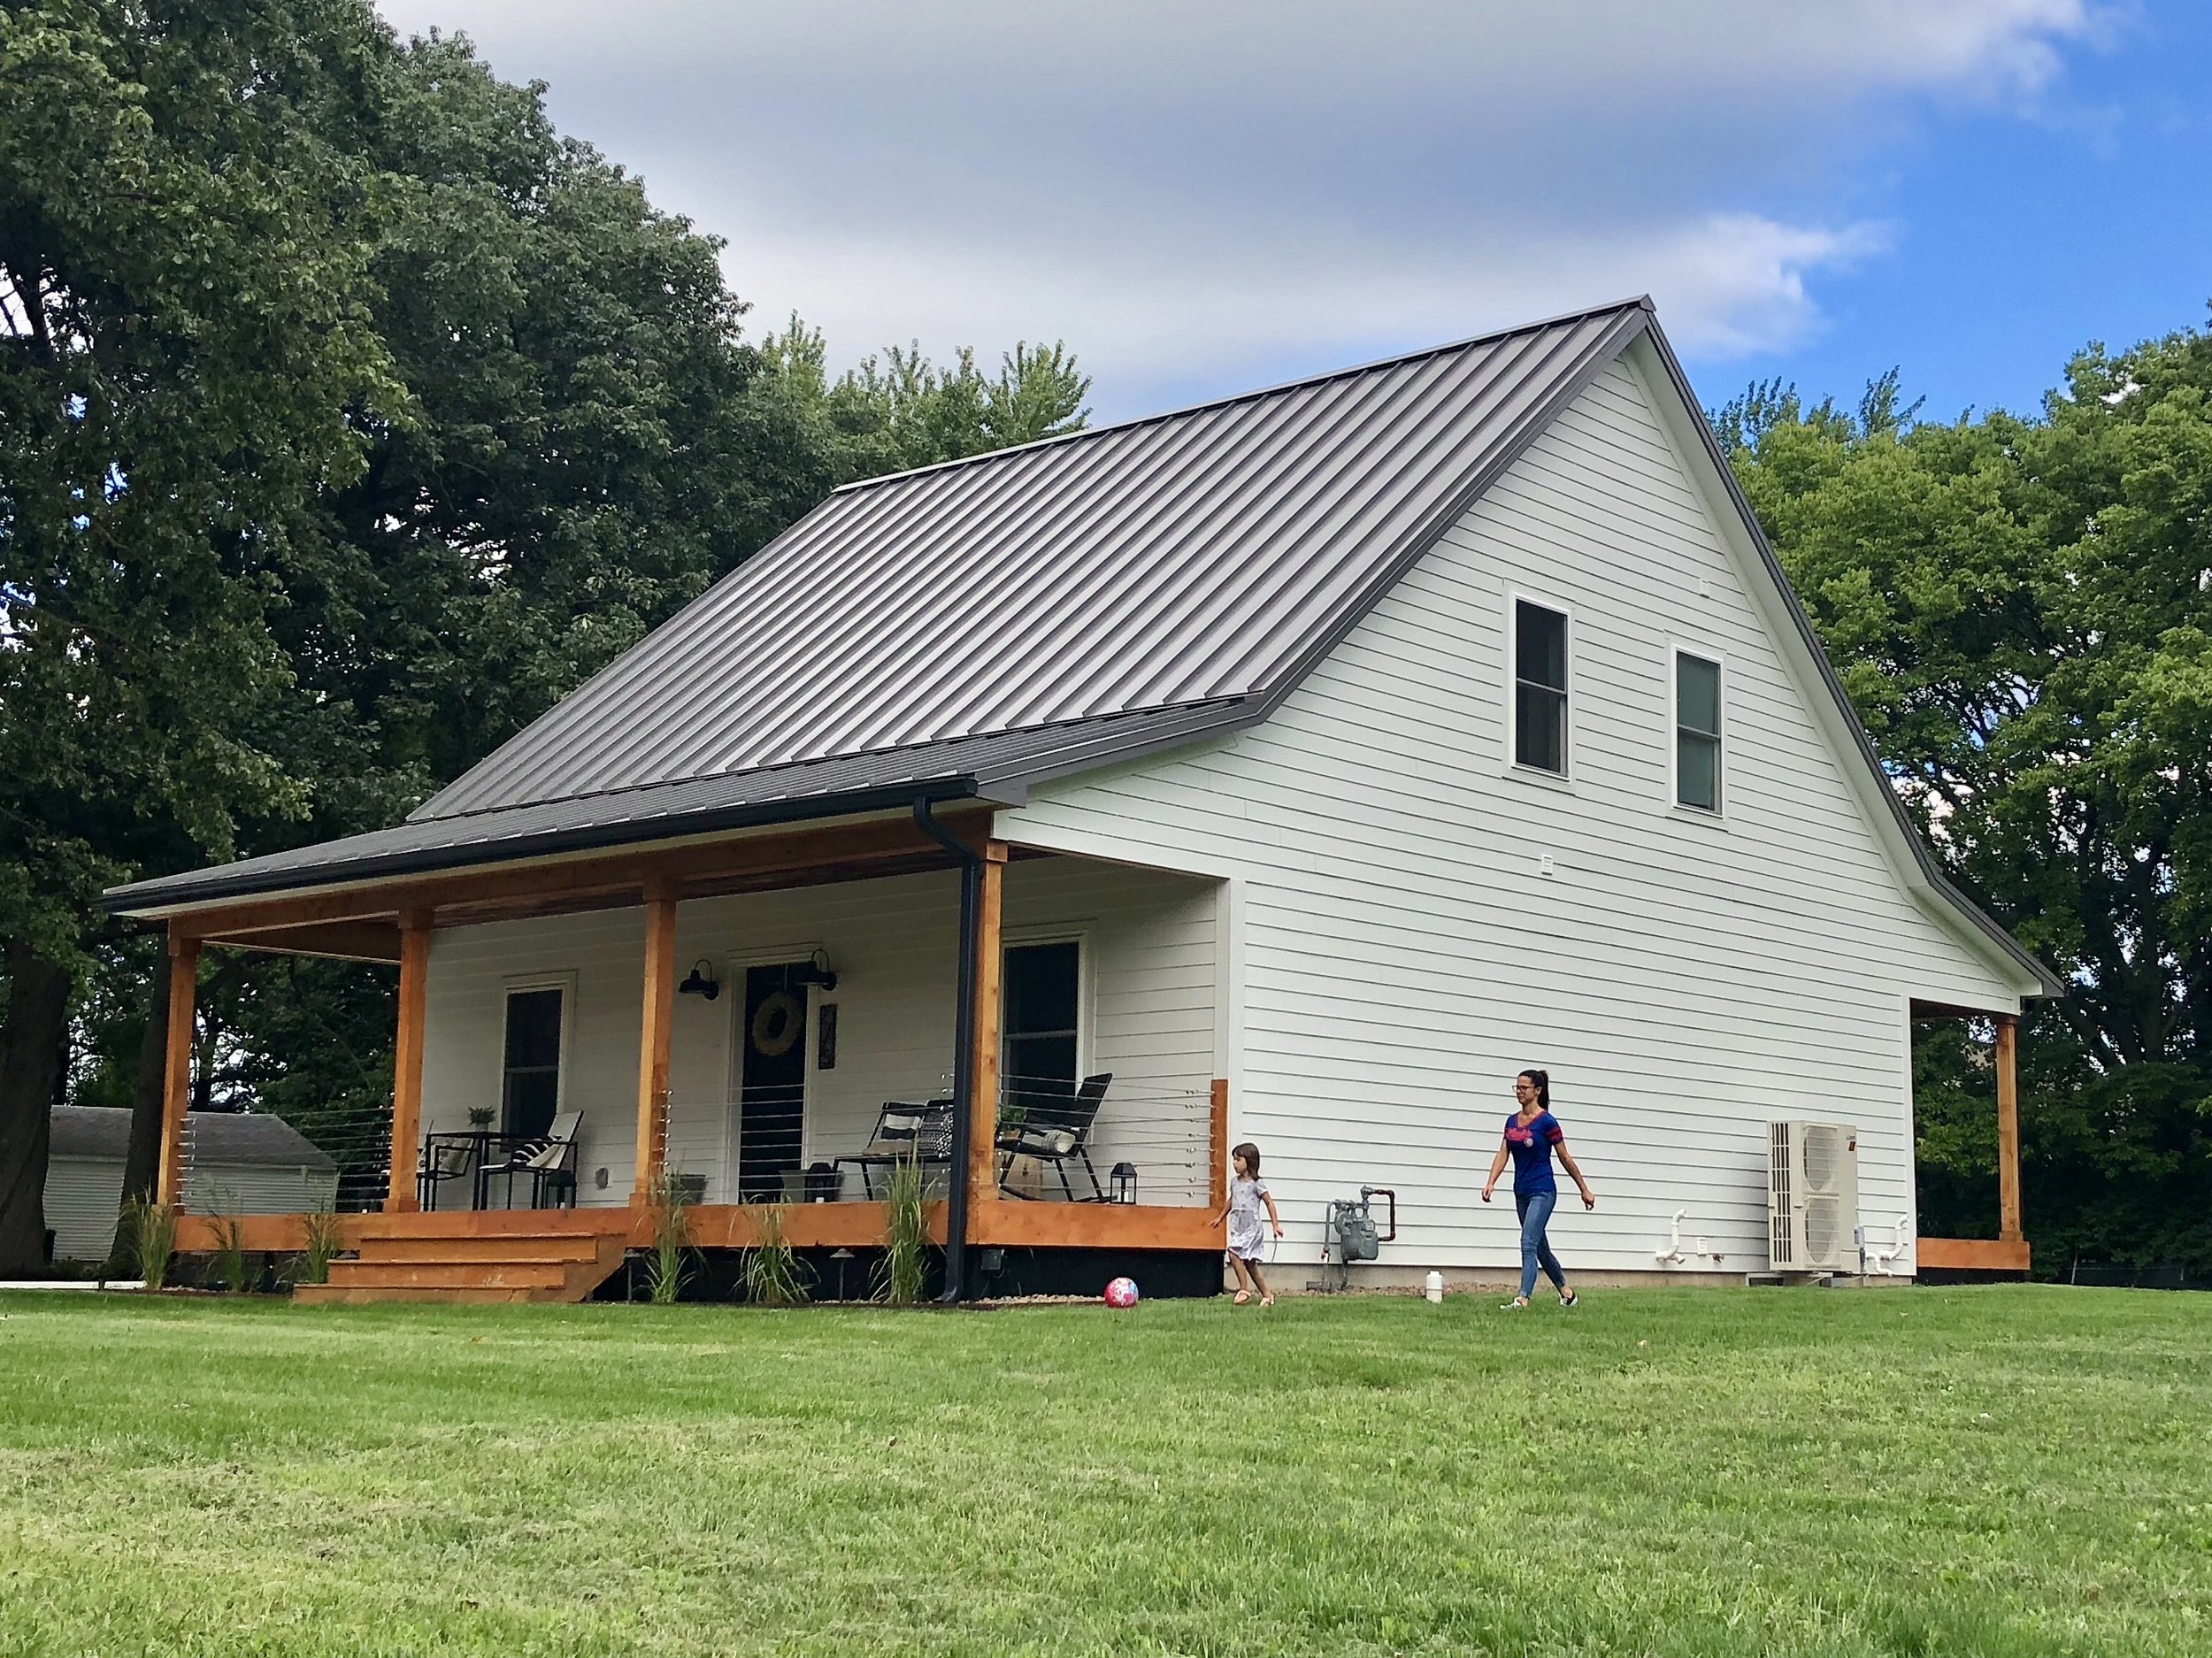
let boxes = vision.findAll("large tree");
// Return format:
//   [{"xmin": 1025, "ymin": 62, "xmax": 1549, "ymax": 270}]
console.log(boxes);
[
  {"xmin": 1722, "ymin": 326, "xmax": 2212, "ymax": 1272},
  {"xmin": 0, "ymin": 0, "xmax": 400, "ymax": 1270},
  {"xmin": 5, "ymin": 8, "xmax": 1090, "ymax": 1256}
]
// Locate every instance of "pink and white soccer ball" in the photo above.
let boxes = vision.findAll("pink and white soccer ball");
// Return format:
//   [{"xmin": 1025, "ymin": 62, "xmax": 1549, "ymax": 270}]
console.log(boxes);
[{"xmin": 1102, "ymin": 1276, "xmax": 1140, "ymax": 1309}]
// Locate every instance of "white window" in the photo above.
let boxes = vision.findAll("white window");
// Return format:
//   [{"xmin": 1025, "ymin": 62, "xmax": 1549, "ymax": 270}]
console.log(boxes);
[
  {"xmin": 1674, "ymin": 650, "xmax": 1724, "ymax": 811},
  {"xmin": 1513, "ymin": 600, "xmax": 1570, "ymax": 774}
]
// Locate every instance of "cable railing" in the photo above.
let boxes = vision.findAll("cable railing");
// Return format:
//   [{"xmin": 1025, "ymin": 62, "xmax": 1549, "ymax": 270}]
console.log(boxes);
[{"xmin": 173, "ymin": 1069, "xmax": 1217, "ymax": 1217}]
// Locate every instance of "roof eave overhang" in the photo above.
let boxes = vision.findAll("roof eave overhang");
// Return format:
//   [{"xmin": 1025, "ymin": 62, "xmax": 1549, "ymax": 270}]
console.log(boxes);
[{"xmin": 102, "ymin": 777, "xmax": 1000, "ymax": 921}]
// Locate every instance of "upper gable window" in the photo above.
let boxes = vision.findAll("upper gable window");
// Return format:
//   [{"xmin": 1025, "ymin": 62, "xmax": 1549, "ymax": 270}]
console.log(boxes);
[
  {"xmin": 1675, "ymin": 651, "xmax": 1724, "ymax": 812},
  {"xmin": 1513, "ymin": 600, "xmax": 1570, "ymax": 775}
]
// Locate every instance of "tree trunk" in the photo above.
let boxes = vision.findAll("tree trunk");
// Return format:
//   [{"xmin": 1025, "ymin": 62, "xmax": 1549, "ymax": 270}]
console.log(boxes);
[
  {"xmin": 105, "ymin": 948, "xmax": 173, "ymax": 1274},
  {"xmin": 0, "ymin": 942, "xmax": 73, "ymax": 1277}
]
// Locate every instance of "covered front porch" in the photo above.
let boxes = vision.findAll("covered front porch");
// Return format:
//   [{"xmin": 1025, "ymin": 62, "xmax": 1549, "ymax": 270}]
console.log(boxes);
[{"xmin": 149, "ymin": 810, "xmax": 1229, "ymax": 1299}]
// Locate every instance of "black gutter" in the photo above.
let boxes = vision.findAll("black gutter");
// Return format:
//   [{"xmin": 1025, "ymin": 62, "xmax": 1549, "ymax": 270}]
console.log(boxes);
[{"xmin": 910, "ymin": 796, "xmax": 980, "ymax": 1303}]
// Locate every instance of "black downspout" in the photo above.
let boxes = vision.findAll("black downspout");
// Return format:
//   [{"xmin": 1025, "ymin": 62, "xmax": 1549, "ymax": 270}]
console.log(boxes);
[{"xmin": 913, "ymin": 796, "xmax": 979, "ymax": 1302}]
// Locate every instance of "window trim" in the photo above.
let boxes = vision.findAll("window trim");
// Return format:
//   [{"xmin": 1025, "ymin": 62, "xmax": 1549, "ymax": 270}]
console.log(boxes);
[
  {"xmin": 497, "ymin": 972, "xmax": 575, "ymax": 1136},
  {"xmin": 1505, "ymin": 591, "xmax": 1575, "ymax": 783},
  {"xmin": 1669, "ymin": 644, "xmax": 1727, "ymax": 818}
]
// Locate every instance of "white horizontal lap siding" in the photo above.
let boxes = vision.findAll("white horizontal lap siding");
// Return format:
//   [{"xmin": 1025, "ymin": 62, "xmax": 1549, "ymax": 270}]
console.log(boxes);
[
  {"xmin": 1000, "ymin": 349, "xmax": 2019, "ymax": 1274},
  {"xmin": 43, "ymin": 1159, "xmax": 125, "ymax": 1262},
  {"xmin": 181, "ymin": 1164, "xmax": 338, "ymax": 1217},
  {"xmin": 417, "ymin": 860, "xmax": 1216, "ymax": 1208},
  {"xmin": 673, "ymin": 871, "xmax": 962, "ymax": 1201},
  {"xmin": 1004, "ymin": 858, "xmax": 1219, "ymax": 1205}
]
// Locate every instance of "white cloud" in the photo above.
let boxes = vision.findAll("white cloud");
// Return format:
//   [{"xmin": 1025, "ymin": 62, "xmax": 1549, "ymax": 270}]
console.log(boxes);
[{"xmin": 373, "ymin": 1, "xmax": 2107, "ymax": 415}]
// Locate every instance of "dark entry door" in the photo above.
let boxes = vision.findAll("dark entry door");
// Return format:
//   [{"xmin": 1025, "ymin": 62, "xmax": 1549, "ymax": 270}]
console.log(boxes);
[{"xmin": 738, "ymin": 963, "xmax": 809, "ymax": 1201}]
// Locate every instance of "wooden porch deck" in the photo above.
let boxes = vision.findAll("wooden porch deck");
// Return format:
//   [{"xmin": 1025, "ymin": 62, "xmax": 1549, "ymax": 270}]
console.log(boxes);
[{"xmin": 183, "ymin": 1201, "xmax": 1226, "ymax": 1304}]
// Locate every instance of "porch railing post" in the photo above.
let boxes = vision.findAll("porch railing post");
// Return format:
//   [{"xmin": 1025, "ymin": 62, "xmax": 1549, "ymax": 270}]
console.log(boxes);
[
  {"xmin": 384, "ymin": 910, "xmax": 433, "ymax": 1212},
  {"xmin": 154, "ymin": 930, "xmax": 200, "ymax": 1209},
  {"xmin": 1209, "ymin": 1078, "xmax": 1230, "ymax": 1215},
  {"xmin": 633, "ymin": 885, "xmax": 679, "ymax": 1203},
  {"xmin": 1994, "ymin": 1011, "xmax": 2022, "ymax": 1243}
]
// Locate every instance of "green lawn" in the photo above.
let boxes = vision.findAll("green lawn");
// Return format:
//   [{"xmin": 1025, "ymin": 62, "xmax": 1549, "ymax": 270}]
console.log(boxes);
[{"xmin": 1, "ymin": 1286, "xmax": 2208, "ymax": 1656}]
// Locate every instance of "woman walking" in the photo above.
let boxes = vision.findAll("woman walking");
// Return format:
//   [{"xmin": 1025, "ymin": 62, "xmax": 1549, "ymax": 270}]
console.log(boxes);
[{"xmin": 1481, "ymin": 1068, "xmax": 1595, "ymax": 1309}]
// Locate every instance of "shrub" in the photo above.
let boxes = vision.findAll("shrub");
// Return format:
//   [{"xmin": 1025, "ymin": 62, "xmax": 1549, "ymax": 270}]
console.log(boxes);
[
  {"xmin": 878, "ymin": 1148, "xmax": 930, "ymax": 1307},
  {"xmin": 741, "ymin": 1203, "xmax": 810, "ymax": 1308},
  {"xmin": 643, "ymin": 1167, "xmax": 691, "ymax": 1305},
  {"xmin": 293, "ymin": 1202, "xmax": 344, "ymax": 1286},
  {"xmin": 211, "ymin": 1213, "xmax": 252, "ymax": 1293},
  {"xmin": 122, "ymin": 1198, "xmax": 175, "ymax": 1290}
]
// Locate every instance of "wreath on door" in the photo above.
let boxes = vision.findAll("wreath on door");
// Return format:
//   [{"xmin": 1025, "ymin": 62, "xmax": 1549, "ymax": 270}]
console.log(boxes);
[{"xmin": 750, "ymin": 989, "xmax": 804, "ymax": 1058}]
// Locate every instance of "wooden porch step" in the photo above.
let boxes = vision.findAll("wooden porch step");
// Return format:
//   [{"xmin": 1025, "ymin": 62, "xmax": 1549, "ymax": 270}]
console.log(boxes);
[
  {"xmin": 294, "ymin": 1284, "xmax": 543, "ymax": 1306},
  {"xmin": 326, "ymin": 1261, "xmax": 572, "ymax": 1292},
  {"xmin": 357, "ymin": 1235, "xmax": 609, "ymax": 1265},
  {"xmin": 295, "ymin": 1218, "xmax": 630, "ymax": 1306}
]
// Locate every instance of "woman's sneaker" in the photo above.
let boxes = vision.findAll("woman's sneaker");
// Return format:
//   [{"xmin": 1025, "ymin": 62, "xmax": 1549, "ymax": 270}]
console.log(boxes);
[
  {"xmin": 1502, "ymin": 1295, "xmax": 1529, "ymax": 1309},
  {"xmin": 1559, "ymin": 1289, "xmax": 1578, "ymax": 1309}
]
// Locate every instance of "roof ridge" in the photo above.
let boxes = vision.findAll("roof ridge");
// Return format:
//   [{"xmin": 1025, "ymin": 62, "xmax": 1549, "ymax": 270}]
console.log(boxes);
[{"xmin": 831, "ymin": 296, "xmax": 1655, "ymax": 496}]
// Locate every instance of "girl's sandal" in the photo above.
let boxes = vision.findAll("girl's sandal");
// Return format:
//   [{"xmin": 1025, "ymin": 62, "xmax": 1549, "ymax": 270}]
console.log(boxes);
[
  {"xmin": 1258, "ymin": 1294, "xmax": 1275, "ymax": 1308},
  {"xmin": 1233, "ymin": 1289, "xmax": 1250, "ymax": 1305}
]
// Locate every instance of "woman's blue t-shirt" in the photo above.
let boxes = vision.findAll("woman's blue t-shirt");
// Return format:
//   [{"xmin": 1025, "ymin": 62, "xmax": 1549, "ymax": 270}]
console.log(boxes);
[{"xmin": 1503, "ymin": 1109, "xmax": 1564, "ymax": 1194}]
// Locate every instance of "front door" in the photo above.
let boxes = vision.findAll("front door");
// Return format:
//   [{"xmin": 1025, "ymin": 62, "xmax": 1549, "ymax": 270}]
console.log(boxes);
[{"xmin": 737, "ymin": 963, "xmax": 809, "ymax": 1201}]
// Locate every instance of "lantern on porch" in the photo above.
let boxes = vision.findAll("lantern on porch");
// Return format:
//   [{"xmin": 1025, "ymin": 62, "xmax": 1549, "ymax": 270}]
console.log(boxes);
[{"xmin": 1110, "ymin": 1161, "xmax": 1138, "ymax": 1205}]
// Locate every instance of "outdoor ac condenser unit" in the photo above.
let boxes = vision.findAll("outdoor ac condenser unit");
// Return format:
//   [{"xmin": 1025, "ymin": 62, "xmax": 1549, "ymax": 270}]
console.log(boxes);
[{"xmin": 1768, "ymin": 1120, "xmax": 1858, "ymax": 1272}]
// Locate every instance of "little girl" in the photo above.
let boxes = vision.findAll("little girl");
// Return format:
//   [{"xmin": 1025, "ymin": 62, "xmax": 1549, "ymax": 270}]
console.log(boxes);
[{"xmin": 1215, "ymin": 1141, "xmax": 1285, "ymax": 1306}]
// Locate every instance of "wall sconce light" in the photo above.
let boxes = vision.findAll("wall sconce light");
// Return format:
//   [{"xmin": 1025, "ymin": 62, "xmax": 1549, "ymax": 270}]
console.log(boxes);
[
  {"xmin": 792, "ymin": 947, "xmax": 839, "ymax": 994},
  {"xmin": 677, "ymin": 959, "xmax": 720, "ymax": 1000}
]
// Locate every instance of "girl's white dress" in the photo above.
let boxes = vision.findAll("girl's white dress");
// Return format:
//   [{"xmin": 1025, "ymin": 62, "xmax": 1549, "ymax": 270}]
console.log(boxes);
[{"xmin": 1226, "ymin": 1174, "xmax": 1271, "ymax": 1262}]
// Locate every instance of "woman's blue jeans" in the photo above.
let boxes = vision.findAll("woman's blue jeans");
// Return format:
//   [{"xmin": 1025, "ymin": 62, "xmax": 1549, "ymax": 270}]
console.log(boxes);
[{"xmin": 1516, "ymin": 1188, "xmax": 1567, "ymax": 1299}]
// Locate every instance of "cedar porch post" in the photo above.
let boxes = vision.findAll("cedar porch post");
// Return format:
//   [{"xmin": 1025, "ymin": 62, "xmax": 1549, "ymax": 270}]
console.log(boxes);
[
  {"xmin": 966, "ymin": 843, "xmax": 1007, "ymax": 1218},
  {"xmin": 1209, "ymin": 1078, "xmax": 1230, "ymax": 1213},
  {"xmin": 1994, "ymin": 1012, "xmax": 2022, "ymax": 1244},
  {"xmin": 633, "ymin": 886, "xmax": 679, "ymax": 1203},
  {"xmin": 384, "ymin": 910, "xmax": 432, "ymax": 1211},
  {"xmin": 154, "ymin": 931, "xmax": 200, "ymax": 1209}
]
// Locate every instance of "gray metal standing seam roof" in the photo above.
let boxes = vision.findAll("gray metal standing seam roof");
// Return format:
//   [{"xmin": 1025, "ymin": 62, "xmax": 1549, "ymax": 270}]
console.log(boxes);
[
  {"xmin": 104, "ymin": 298, "xmax": 1654, "ymax": 911},
  {"xmin": 415, "ymin": 299, "xmax": 1653, "ymax": 817},
  {"xmin": 92, "ymin": 294, "xmax": 2060, "ymax": 996}
]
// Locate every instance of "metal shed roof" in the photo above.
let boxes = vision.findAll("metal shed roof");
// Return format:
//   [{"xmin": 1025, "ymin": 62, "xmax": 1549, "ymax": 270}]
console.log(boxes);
[{"xmin": 50, "ymin": 1105, "xmax": 336, "ymax": 1171}]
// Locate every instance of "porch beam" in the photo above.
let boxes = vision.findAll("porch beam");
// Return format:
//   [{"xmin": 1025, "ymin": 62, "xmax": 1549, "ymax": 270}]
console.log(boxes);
[
  {"xmin": 169, "ymin": 810, "xmax": 996, "ymax": 942},
  {"xmin": 964, "ymin": 843, "xmax": 1008, "ymax": 1222},
  {"xmin": 1994, "ymin": 1012, "xmax": 2022, "ymax": 1243},
  {"xmin": 383, "ymin": 910, "xmax": 433, "ymax": 1212},
  {"xmin": 153, "ymin": 931, "xmax": 200, "ymax": 1208},
  {"xmin": 632, "ymin": 886, "xmax": 679, "ymax": 1202}
]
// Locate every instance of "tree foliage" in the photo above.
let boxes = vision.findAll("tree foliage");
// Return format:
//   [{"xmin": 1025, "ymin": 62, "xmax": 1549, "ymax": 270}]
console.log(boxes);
[
  {"xmin": 0, "ymin": 3, "xmax": 1087, "ymax": 1269},
  {"xmin": 1722, "ymin": 324, "xmax": 2212, "ymax": 1271}
]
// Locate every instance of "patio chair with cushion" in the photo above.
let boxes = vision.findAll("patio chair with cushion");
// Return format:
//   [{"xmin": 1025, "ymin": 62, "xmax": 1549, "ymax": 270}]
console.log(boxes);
[
  {"xmin": 833, "ymin": 1099, "xmax": 955, "ymax": 1199},
  {"xmin": 473, "ymin": 1110, "xmax": 582, "ymax": 1210},
  {"xmin": 996, "ymin": 1072, "xmax": 1112, "ymax": 1201}
]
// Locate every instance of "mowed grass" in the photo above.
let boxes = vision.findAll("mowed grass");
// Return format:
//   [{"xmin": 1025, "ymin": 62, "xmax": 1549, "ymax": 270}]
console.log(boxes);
[{"xmin": 1, "ymin": 1286, "xmax": 2208, "ymax": 1656}]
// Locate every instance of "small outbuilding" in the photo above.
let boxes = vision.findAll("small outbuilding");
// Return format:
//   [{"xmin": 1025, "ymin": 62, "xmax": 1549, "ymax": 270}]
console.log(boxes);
[{"xmin": 43, "ymin": 1106, "xmax": 338, "ymax": 1263}]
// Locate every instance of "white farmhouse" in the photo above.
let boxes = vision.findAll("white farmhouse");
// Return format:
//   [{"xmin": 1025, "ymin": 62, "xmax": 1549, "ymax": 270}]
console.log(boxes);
[{"xmin": 106, "ymin": 299, "xmax": 2052, "ymax": 1302}]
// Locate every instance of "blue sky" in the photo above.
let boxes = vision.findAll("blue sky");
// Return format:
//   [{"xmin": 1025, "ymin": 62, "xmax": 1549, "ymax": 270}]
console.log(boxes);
[{"xmin": 375, "ymin": 2, "xmax": 2209, "ymax": 426}]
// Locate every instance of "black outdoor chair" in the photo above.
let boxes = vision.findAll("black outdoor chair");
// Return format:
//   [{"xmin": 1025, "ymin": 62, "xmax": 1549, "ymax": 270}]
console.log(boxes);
[
  {"xmin": 996, "ymin": 1072, "xmax": 1112, "ymax": 1201},
  {"xmin": 473, "ymin": 1110, "xmax": 582, "ymax": 1210},
  {"xmin": 415, "ymin": 1132, "xmax": 480, "ymax": 1209},
  {"xmin": 833, "ymin": 1099, "xmax": 955, "ymax": 1199}
]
